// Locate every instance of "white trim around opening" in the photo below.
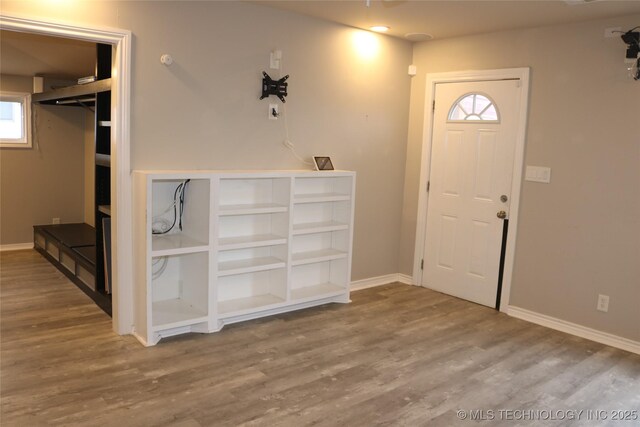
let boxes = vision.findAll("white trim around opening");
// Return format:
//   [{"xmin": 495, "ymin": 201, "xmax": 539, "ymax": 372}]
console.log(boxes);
[
  {"xmin": 0, "ymin": 14, "xmax": 133, "ymax": 335},
  {"xmin": 412, "ymin": 68, "xmax": 530, "ymax": 312}
]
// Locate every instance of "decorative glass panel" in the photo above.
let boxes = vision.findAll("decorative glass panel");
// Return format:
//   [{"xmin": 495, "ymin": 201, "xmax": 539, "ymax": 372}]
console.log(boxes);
[{"xmin": 447, "ymin": 93, "xmax": 499, "ymax": 123}]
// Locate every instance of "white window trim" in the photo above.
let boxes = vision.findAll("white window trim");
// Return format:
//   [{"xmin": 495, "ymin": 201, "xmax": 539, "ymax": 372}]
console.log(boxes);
[{"xmin": 0, "ymin": 91, "xmax": 32, "ymax": 148}]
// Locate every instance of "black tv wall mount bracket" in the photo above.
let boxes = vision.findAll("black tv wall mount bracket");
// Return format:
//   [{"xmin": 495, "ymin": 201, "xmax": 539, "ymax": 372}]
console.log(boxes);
[{"xmin": 260, "ymin": 71, "xmax": 289, "ymax": 103}]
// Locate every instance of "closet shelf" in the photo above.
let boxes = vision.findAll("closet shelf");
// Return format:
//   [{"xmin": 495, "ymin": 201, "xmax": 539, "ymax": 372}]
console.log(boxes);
[
  {"xmin": 32, "ymin": 78, "xmax": 112, "ymax": 106},
  {"xmin": 96, "ymin": 154, "xmax": 110, "ymax": 167}
]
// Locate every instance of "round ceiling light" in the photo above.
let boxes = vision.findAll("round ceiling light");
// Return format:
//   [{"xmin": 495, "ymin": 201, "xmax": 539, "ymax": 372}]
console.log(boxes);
[
  {"xmin": 405, "ymin": 32, "xmax": 433, "ymax": 42},
  {"xmin": 370, "ymin": 26, "xmax": 390, "ymax": 33}
]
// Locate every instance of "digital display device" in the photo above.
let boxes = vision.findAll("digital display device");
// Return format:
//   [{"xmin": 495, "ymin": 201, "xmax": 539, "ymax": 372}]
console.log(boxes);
[{"xmin": 313, "ymin": 156, "xmax": 334, "ymax": 171}]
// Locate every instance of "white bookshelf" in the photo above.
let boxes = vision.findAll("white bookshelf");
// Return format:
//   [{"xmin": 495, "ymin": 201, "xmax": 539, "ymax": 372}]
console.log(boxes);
[{"xmin": 133, "ymin": 170, "xmax": 355, "ymax": 346}]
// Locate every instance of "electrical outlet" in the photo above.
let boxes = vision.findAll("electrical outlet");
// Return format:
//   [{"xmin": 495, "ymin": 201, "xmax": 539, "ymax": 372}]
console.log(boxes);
[
  {"xmin": 597, "ymin": 294, "xmax": 609, "ymax": 312},
  {"xmin": 52, "ymin": 218, "xmax": 60, "ymax": 225},
  {"xmin": 269, "ymin": 103, "xmax": 279, "ymax": 120}
]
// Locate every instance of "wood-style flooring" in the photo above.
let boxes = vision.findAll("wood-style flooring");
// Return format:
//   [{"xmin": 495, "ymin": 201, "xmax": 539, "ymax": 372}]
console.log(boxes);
[{"xmin": 1, "ymin": 250, "xmax": 639, "ymax": 426}]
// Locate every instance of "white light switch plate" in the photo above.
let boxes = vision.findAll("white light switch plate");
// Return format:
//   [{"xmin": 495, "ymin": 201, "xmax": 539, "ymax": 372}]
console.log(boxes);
[{"xmin": 525, "ymin": 166, "xmax": 551, "ymax": 183}]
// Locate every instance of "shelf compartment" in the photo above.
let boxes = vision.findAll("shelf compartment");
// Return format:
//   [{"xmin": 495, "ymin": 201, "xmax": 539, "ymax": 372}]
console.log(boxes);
[
  {"xmin": 218, "ymin": 211, "xmax": 289, "ymax": 250},
  {"xmin": 293, "ymin": 176, "xmax": 352, "ymax": 201},
  {"xmin": 152, "ymin": 251, "xmax": 209, "ymax": 331},
  {"xmin": 292, "ymin": 249, "xmax": 347, "ymax": 266},
  {"xmin": 151, "ymin": 178, "xmax": 211, "ymax": 251},
  {"xmin": 218, "ymin": 256, "xmax": 286, "ymax": 277},
  {"xmin": 290, "ymin": 283, "xmax": 345, "ymax": 301},
  {"xmin": 219, "ymin": 177, "xmax": 291, "ymax": 208},
  {"xmin": 219, "ymin": 203, "xmax": 288, "ymax": 216},
  {"xmin": 152, "ymin": 234, "xmax": 209, "ymax": 256},
  {"xmin": 293, "ymin": 193, "xmax": 350, "ymax": 204},
  {"xmin": 292, "ymin": 221, "xmax": 348, "ymax": 235},
  {"xmin": 290, "ymin": 259, "xmax": 348, "ymax": 301},
  {"xmin": 152, "ymin": 299, "xmax": 208, "ymax": 330},
  {"xmin": 218, "ymin": 234, "xmax": 287, "ymax": 251},
  {"xmin": 217, "ymin": 268, "xmax": 287, "ymax": 318}
]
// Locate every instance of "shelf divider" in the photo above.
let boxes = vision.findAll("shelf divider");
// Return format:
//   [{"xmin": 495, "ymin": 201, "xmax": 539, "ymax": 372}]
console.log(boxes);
[
  {"xmin": 152, "ymin": 234, "xmax": 209, "ymax": 256},
  {"xmin": 218, "ymin": 256, "xmax": 286, "ymax": 276},
  {"xmin": 218, "ymin": 294, "xmax": 285, "ymax": 318},
  {"xmin": 291, "ymin": 249, "xmax": 347, "ymax": 266},
  {"xmin": 218, "ymin": 234, "xmax": 287, "ymax": 251},
  {"xmin": 290, "ymin": 283, "xmax": 345, "ymax": 301},
  {"xmin": 293, "ymin": 193, "xmax": 350, "ymax": 204},
  {"xmin": 292, "ymin": 221, "xmax": 349, "ymax": 235},
  {"xmin": 219, "ymin": 203, "xmax": 288, "ymax": 216}
]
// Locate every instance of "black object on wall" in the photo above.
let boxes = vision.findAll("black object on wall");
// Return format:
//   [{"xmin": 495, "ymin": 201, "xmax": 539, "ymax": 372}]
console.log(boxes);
[{"xmin": 260, "ymin": 72, "xmax": 289, "ymax": 102}]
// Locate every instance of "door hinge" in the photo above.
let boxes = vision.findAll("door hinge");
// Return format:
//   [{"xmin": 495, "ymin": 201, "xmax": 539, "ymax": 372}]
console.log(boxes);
[
  {"xmin": 420, "ymin": 259, "xmax": 424, "ymax": 270},
  {"xmin": 427, "ymin": 181, "xmax": 430, "ymax": 192},
  {"xmin": 432, "ymin": 100, "xmax": 435, "ymax": 112}
]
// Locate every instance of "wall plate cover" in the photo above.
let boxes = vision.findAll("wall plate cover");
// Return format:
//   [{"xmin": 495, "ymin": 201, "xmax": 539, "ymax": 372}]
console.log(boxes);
[{"xmin": 525, "ymin": 166, "xmax": 551, "ymax": 183}]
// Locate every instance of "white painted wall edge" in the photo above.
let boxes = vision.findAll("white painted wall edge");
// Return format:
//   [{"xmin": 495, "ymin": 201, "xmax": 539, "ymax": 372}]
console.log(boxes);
[
  {"xmin": 0, "ymin": 242, "xmax": 34, "ymax": 252},
  {"xmin": 508, "ymin": 305, "xmax": 640, "ymax": 356},
  {"xmin": 351, "ymin": 273, "xmax": 414, "ymax": 291}
]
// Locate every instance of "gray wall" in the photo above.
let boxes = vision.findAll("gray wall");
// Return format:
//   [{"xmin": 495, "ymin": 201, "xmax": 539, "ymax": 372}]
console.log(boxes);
[
  {"xmin": 401, "ymin": 15, "xmax": 640, "ymax": 341},
  {"xmin": 1, "ymin": 1, "xmax": 413, "ymax": 280},
  {"xmin": 0, "ymin": 74, "xmax": 86, "ymax": 244},
  {"xmin": 3, "ymin": 2, "xmax": 637, "ymax": 342}
]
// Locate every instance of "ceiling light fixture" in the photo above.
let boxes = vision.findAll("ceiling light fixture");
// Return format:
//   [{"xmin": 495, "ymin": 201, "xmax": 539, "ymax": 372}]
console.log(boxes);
[
  {"xmin": 370, "ymin": 26, "xmax": 390, "ymax": 33},
  {"xmin": 405, "ymin": 33, "xmax": 433, "ymax": 42}
]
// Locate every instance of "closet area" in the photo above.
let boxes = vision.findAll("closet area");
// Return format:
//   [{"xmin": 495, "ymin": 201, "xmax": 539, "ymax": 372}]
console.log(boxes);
[
  {"xmin": 32, "ymin": 44, "xmax": 113, "ymax": 315},
  {"xmin": 0, "ymin": 30, "xmax": 113, "ymax": 315}
]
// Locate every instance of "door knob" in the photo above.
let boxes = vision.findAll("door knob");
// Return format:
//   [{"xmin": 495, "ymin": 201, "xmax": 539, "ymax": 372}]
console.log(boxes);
[{"xmin": 497, "ymin": 210, "xmax": 507, "ymax": 219}]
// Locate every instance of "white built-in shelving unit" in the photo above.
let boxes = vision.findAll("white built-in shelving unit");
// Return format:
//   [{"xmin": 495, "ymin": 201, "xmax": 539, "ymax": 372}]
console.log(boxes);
[{"xmin": 133, "ymin": 170, "xmax": 355, "ymax": 346}]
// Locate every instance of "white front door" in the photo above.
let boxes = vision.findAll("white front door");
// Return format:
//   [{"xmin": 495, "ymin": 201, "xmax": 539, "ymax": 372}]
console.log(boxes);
[{"xmin": 422, "ymin": 80, "xmax": 521, "ymax": 307}]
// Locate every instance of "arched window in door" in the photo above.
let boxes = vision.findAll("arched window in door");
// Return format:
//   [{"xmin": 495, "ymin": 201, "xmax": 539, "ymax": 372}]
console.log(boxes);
[{"xmin": 448, "ymin": 93, "xmax": 500, "ymax": 123}]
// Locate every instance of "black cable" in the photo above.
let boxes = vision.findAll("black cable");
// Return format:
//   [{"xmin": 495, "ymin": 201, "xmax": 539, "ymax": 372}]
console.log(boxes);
[
  {"xmin": 152, "ymin": 180, "xmax": 189, "ymax": 235},
  {"xmin": 179, "ymin": 179, "xmax": 190, "ymax": 230}
]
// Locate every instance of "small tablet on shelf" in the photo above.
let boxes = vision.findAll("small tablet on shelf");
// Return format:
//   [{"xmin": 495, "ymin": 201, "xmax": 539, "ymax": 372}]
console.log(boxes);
[{"xmin": 313, "ymin": 156, "xmax": 334, "ymax": 171}]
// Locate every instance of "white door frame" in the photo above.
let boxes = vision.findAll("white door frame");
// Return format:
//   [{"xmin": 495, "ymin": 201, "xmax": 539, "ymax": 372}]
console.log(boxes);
[
  {"xmin": 1, "ymin": 14, "xmax": 134, "ymax": 334},
  {"xmin": 413, "ymin": 68, "xmax": 530, "ymax": 312}
]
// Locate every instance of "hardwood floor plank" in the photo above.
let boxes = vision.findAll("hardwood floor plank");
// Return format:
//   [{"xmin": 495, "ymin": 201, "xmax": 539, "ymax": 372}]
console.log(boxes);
[{"xmin": 1, "ymin": 250, "xmax": 638, "ymax": 426}]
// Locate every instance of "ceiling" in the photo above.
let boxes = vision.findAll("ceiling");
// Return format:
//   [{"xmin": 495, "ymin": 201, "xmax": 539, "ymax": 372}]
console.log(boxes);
[
  {"xmin": 1, "ymin": 1, "xmax": 638, "ymax": 80},
  {"xmin": 256, "ymin": 0, "xmax": 640, "ymax": 41},
  {"xmin": 0, "ymin": 30, "xmax": 95, "ymax": 80}
]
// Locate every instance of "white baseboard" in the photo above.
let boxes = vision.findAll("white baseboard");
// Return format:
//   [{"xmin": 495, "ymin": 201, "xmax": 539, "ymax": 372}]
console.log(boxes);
[
  {"xmin": 0, "ymin": 242, "xmax": 34, "ymax": 252},
  {"xmin": 351, "ymin": 273, "xmax": 414, "ymax": 291},
  {"xmin": 507, "ymin": 305, "xmax": 640, "ymax": 355},
  {"xmin": 397, "ymin": 274, "xmax": 414, "ymax": 285}
]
